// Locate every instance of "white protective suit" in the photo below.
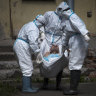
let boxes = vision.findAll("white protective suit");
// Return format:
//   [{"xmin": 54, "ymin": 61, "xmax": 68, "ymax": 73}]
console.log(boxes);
[
  {"xmin": 60, "ymin": 2, "xmax": 89, "ymax": 70},
  {"xmin": 13, "ymin": 15, "xmax": 43, "ymax": 77},
  {"xmin": 35, "ymin": 4, "xmax": 69, "ymax": 78}
]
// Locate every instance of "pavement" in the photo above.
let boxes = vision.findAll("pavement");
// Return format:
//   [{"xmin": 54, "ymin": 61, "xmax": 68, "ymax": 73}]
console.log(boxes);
[{"xmin": 14, "ymin": 82, "xmax": 96, "ymax": 96}]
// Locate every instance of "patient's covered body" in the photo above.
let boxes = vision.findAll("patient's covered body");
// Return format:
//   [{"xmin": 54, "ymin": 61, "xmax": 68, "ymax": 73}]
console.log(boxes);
[
  {"xmin": 38, "ymin": 40, "xmax": 68, "ymax": 78},
  {"xmin": 43, "ymin": 45, "xmax": 60, "ymax": 62}
]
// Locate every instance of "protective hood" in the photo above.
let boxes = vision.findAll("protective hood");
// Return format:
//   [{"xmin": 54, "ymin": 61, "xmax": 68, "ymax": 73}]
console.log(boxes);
[
  {"xmin": 56, "ymin": 2, "xmax": 69, "ymax": 16},
  {"xmin": 34, "ymin": 15, "xmax": 45, "ymax": 28},
  {"xmin": 60, "ymin": 2, "xmax": 74, "ymax": 18}
]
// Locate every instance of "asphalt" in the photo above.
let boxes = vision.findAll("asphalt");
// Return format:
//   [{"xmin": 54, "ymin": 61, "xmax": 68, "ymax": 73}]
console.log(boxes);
[{"xmin": 14, "ymin": 82, "xmax": 96, "ymax": 96}]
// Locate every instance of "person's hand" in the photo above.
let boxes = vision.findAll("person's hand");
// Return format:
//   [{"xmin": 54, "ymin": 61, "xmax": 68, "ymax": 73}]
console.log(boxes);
[
  {"xmin": 84, "ymin": 34, "xmax": 90, "ymax": 42},
  {"xmin": 41, "ymin": 32, "xmax": 45, "ymax": 40},
  {"xmin": 62, "ymin": 46, "xmax": 67, "ymax": 53},
  {"xmin": 36, "ymin": 52, "xmax": 42, "ymax": 64}
]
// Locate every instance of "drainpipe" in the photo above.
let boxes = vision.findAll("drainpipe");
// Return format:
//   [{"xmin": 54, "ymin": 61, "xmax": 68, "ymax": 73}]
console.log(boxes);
[
  {"xmin": 9, "ymin": 0, "xmax": 14, "ymax": 39},
  {"xmin": 67, "ymin": 0, "xmax": 74, "ymax": 11}
]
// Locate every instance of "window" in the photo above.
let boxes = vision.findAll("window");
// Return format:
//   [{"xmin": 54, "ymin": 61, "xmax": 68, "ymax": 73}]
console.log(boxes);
[{"xmin": 22, "ymin": 0, "xmax": 55, "ymax": 1}]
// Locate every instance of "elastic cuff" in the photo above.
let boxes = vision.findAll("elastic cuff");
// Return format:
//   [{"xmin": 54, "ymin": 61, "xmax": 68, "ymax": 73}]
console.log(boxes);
[
  {"xmin": 34, "ymin": 49, "xmax": 40, "ymax": 53},
  {"xmin": 82, "ymin": 31, "xmax": 89, "ymax": 36}
]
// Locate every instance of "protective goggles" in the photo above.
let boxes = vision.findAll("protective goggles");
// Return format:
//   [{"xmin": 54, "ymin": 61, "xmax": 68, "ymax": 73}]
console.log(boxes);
[{"xmin": 57, "ymin": 7, "xmax": 70, "ymax": 12}]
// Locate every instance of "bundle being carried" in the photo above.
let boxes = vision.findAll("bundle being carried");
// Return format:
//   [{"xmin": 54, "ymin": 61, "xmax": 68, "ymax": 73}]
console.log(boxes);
[{"xmin": 37, "ymin": 39, "xmax": 68, "ymax": 78}]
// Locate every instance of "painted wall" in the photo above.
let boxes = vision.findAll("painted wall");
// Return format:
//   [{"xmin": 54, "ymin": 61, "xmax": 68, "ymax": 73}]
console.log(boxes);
[
  {"xmin": 0, "ymin": 0, "xmax": 96, "ymax": 39},
  {"xmin": 0, "ymin": 0, "xmax": 11, "ymax": 39},
  {"xmin": 11, "ymin": 0, "xmax": 58, "ymax": 37},
  {"xmin": 75, "ymin": 0, "xmax": 96, "ymax": 35}
]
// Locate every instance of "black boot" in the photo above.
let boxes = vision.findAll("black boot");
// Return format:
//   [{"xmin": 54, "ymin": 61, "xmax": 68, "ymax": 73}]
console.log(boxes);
[
  {"xmin": 63, "ymin": 70, "xmax": 81, "ymax": 95},
  {"xmin": 56, "ymin": 70, "xmax": 63, "ymax": 90},
  {"xmin": 42, "ymin": 78, "xmax": 49, "ymax": 90}
]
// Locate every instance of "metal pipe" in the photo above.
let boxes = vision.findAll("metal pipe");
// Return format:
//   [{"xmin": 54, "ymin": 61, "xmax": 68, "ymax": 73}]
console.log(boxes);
[{"xmin": 67, "ymin": 0, "xmax": 74, "ymax": 11}]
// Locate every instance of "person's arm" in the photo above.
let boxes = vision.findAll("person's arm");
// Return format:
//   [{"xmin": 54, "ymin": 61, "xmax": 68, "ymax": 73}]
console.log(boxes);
[
  {"xmin": 35, "ymin": 12, "xmax": 49, "ymax": 28},
  {"xmin": 70, "ymin": 13, "xmax": 90, "ymax": 41},
  {"xmin": 28, "ymin": 30, "xmax": 40, "ymax": 54},
  {"xmin": 27, "ymin": 13, "xmax": 49, "ymax": 53}
]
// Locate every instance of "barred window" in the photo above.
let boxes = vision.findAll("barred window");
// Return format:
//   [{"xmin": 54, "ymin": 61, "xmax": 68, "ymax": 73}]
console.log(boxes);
[{"xmin": 22, "ymin": 0, "xmax": 55, "ymax": 1}]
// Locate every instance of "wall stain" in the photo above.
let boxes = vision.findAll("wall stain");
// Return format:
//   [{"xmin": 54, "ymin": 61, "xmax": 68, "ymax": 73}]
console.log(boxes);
[
  {"xmin": 5, "ymin": 22, "xmax": 7, "ymax": 27},
  {"xmin": 13, "ymin": 1, "xmax": 18, "ymax": 7},
  {"xmin": 0, "ymin": 22, "xmax": 5, "ymax": 39},
  {"xmin": 0, "ymin": 22, "xmax": 4, "ymax": 33}
]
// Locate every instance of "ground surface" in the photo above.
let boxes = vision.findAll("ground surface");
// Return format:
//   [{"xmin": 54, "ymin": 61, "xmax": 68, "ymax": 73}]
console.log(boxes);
[{"xmin": 12, "ymin": 82, "xmax": 96, "ymax": 96}]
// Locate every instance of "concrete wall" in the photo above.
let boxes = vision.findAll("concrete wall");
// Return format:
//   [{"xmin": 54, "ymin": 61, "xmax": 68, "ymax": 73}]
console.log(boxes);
[
  {"xmin": 0, "ymin": 0, "xmax": 11, "ymax": 39},
  {"xmin": 11, "ymin": 0, "xmax": 58, "ymax": 37},
  {"xmin": 0, "ymin": 0, "xmax": 96, "ymax": 39},
  {"xmin": 75, "ymin": 0, "xmax": 96, "ymax": 35}
]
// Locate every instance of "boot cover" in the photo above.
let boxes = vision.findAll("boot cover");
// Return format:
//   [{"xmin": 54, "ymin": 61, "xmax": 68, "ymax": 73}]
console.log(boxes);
[
  {"xmin": 56, "ymin": 70, "xmax": 63, "ymax": 90},
  {"xmin": 22, "ymin": 76, "xmax": 38, "ymax": 93},
  {"xmin": 63, "ymin": 70, "xmax": 81, "ymax": 95},
  {"xmin": 42, "ymin": 78, "xmax": 49, "ymax": 90}
]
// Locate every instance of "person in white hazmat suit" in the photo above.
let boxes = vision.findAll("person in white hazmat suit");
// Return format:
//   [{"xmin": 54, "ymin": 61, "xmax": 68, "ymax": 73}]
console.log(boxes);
[
  {"xmin": 13, "ymin": 15, "xmax": 43, "ymax": 93},
  {"xmin": 35, "ymin": 4, "xmax": 68, "ymax": 90},
  {"xmin": 56, "ymin": 2, "xmax": 90, "ymax": 95}
]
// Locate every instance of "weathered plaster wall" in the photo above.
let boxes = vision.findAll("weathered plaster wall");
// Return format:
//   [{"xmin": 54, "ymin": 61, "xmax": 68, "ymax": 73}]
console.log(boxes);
[
  {"xmin": 0, "ymin": 0, "xmax": 11, "ymax": 39},
  {"xmin": 11, "ymin": 0, "xmax": 96, "ymax": 37},
  {"xmin": 11, "ymin": 0, "xmax": 57, "ymax": 37},
  {"xmin": 75, "ymin": 0, "xmax": 96, "ymax": 35},
  {"xmin": 0, "ymin": 0, "xmax": 96, "ymax": 39}
]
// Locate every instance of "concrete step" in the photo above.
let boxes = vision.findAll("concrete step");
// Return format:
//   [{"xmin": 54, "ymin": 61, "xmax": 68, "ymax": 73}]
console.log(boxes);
[
  {"xmin": 0, "ymin": 46, "xmax": 13, "ymax": 52},
  {"xmin": 0, "ymin": 39, "xmax": 15, "ymax": 46},
  {"xmin": 0, "ymin": 51, "xmax": 36, "ymax": 61},
  {"xmin": 0, "ymin": 60, "xmax": 40, "ymax": 80},
  {"xmin": 0, "ymin": 69, "xmax": 21, "ymax": 80},
  {"xmin": 0, "ymin": 67, "xmax": 40, "ymax": 80},
  {"xmin": 0, "ymin": 60, "xmax": 39, "ymax": 69},
  {"xmin": 0, "ymin": 52, "xmax": 16, "ymax": 61},
  {"xmin": 0, "ymin": 60, "xmax": 95, "ymax": 81},
  {"xmin": 0, "ymin": 39, "xmax": 14, "ymax": 52},
  {"xmin": 0, "ymin": 61, "xmax": 19, "ymax": 69}
]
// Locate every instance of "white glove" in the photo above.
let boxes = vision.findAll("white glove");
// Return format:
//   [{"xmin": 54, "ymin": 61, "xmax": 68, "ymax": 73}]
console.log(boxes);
[
  {"xmin": 84, "ymin": 34, "xmax": 90, "ymax": 42},
  {"xmin": 36, "ymin": 52, "xmax": 42, "ymax": 64},
  {"xmin": 41, "ymin": 32, "xmax": 45, "ymax": 40},
  {"xmin": 40, "ymin": 27, "xmax": 45, "ymax": 40}
]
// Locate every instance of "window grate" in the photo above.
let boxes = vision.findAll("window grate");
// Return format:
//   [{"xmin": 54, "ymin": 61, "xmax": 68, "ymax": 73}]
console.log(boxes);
[{"xmin": 22, "ymin": 0, "xmax": 55, "ymax": 1}]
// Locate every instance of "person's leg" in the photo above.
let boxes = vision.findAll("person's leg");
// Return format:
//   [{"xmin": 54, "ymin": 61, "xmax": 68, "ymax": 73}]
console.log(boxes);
[
  {"xmin": 13, "ymin": 40, "xmax": 38, "ymax": 93},
  {"xmin": 56, "ymin": 70, "xmax": 63, "ymax": 90},
  {"xmin": 42, "ymin": 78, "xmax": 49, "ymax": 89},
  {"xmin": 63, "ymin": 35, "xmax": 88, "ymax": 95},
  {"xmin": 63, "ymin": 70, "xmax": 81, "ymax": 95}
]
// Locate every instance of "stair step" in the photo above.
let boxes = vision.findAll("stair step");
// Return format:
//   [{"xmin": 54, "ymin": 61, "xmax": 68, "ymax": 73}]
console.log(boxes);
[
  {"xmin": 0, "ymin": 52, "xmax": 16, "ymax": 61},
  {"xmin": 0, "ymin": 69, "xmax": 21, "ymax": 80},
  {"xmin": 0, "ymin": 61, "xmax": 18, "ymax": 69},
  {"xmin": 0, "ymin": 46, "xmax": 13, "ymax": 52},
  {"xmin": 0, "ymin": 54, "xmax": 36, "ymax": 61},
  {"xmin": 0, "ymin": 60, "xmax": 39, "ymax": 69},
  {"xmin": 0, "ymin": 52, "xmax": 14, "ymax": 55}
]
